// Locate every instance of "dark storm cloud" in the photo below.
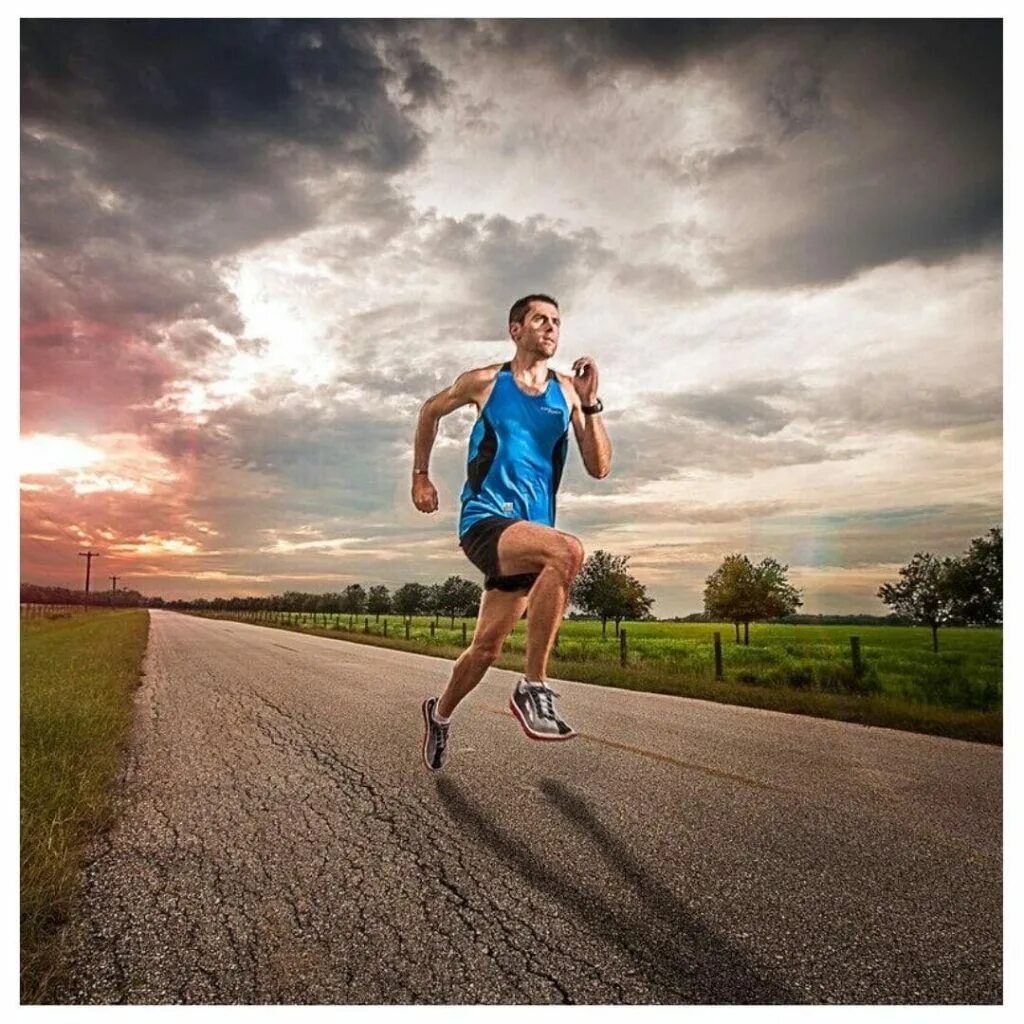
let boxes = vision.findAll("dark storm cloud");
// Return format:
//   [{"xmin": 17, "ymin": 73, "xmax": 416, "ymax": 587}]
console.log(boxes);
[
  {"xmin": 455, "ymin": 19, "xmax": 1001, "ymax": 287},
  {"xmin": 20, "ymin": 19, "xmax": 442, "ymax": 369},
  {"xmin": 453, "ymin": 18, "xmax": 762, "ymax": 87},
  {"xmin": 715, "ymin": 21, "xmax": 1001, "ymax": 286},
  {"xmin": 397, "ymin": 49, "xmax": 450, "ymax": 109},
  {"xmin": 21, "ymin": 20, "xmax": 427, "ymax": 179}
]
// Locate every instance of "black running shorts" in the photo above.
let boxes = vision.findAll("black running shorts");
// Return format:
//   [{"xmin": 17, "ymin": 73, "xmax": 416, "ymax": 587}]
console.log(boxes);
[{"xmin": 459, "ymin": 515, "xmax": 539, "ymax": 593}]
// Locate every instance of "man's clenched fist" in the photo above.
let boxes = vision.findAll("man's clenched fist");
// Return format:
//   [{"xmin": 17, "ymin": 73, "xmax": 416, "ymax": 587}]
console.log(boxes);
[{"xmin": 412, "ymin": 475, "xmax": 439, "ymax": 513}]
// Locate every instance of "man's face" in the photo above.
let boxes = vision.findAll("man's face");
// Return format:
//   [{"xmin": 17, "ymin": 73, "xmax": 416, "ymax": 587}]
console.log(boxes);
[{"xmin": 510, "ymin": 301, "xmax": 560, "ymax": 356}]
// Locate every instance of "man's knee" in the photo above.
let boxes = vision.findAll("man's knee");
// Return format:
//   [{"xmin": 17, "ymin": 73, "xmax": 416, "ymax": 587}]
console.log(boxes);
[
  {"xmin": 470, "ymin": 634, "xmax": 505, "ymax": 664},
  {"xmin": 565, "ymin": 535, "xmax": 585, "ymax": 576},
  {"xmin": 550, "ymin": 534, "xmax": 584, "ymax": 581}
]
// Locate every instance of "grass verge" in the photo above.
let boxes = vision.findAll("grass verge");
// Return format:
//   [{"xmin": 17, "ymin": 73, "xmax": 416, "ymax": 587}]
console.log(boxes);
[
  {"xmin": 21, "ymin": 609, "xmax": 149, "ymax": 1004},
  {"xmin": 190, "ymin": 612, "xmax": 1001, "ymax": 746}
]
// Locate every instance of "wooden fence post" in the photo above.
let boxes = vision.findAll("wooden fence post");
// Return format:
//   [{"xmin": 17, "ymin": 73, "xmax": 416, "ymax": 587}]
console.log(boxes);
[
  {"xmin": 850, "ymin": 636, "xmax": 862, "ymax": 677},
  {"xmin": 430, "ymin": 621, "xmax": 435, "ymax": 637},
  {"xmin": 620, "ymin": 628, "xmax": 628, "ymax": 667},
  {"xmin": 364, "ymin": 617, "xmax": 369, "ymax": 633},
  {"xmin": 714, "ymin": 632, "xmax": 723, "ymax": 680}
]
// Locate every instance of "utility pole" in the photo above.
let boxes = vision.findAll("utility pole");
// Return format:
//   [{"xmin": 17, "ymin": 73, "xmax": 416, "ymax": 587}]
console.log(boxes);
[
  {"xmin": 109, "ymin": 575, "xmax": 120, "ymax": 607},
  {"xmin": 79, "ymin": 551, "xmax": 100, "ymax": 609}
]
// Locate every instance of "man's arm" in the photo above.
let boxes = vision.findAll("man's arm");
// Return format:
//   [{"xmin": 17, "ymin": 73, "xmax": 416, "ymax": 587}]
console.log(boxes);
[
  {"xmin": 411, "ymin": 368, "xmax": 492, "ymax": 513},
  {"xmin": 569, "ymin": 402, "xmax": 612, "ymax": 479},
  {"xmin": 562, "ymin": 358, "xmax": 611, "ymax": 479}
]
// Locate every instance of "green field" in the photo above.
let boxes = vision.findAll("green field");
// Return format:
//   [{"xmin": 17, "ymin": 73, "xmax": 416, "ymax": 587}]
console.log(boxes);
[
  {"xmin": 21, "ymin": 609, "xmax": 150, "ymax": 1003},
  {"xmin": 195, "ymin": 611, "xmax": 1002, "ymax": 744}
]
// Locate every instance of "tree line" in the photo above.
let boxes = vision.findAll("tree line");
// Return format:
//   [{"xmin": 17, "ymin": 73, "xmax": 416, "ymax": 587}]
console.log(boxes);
[
  {"xmin": 164, "ymin": 578, "xmax": 484, "ymax": 627},
  {"xmin": 21, "ymin": 526, "xmax": 1000, "ymax": 651},
  {"xmin": 20, "ymin": 583, "xmax": 160, "ymax": 608},
  {"xmin": 152, "ymin": 553, "xmax": 658, "ymax": 634}
]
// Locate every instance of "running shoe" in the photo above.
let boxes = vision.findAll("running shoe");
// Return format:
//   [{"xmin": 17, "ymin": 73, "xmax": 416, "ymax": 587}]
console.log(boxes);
[
  {"xmin": 421, "ymin": 697, "xmax": 451, "ymax": 771},
  {"xmin": 509, "ymin": 679, "xmax": 577, "ymax": 741}
]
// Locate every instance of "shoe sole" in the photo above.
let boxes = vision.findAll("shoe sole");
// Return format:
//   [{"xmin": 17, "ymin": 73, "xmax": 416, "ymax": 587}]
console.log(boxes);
[
  {"xmin": 422, "ymin": 698, "xmax": 443, "ymax": 771},
  {"xmin": 508, "ymin": 697, "xmax": 577, "ymax": 742}
]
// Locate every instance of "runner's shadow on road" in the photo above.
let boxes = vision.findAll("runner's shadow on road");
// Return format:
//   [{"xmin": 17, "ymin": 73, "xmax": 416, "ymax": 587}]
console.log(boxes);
[{"xmin": 434, "ymin": 775, "xmax": 798, "ymax": 1004}]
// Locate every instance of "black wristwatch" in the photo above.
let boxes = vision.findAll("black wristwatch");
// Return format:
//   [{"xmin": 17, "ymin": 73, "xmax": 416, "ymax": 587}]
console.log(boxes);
[{"xmin": 581, "ymin": 398, "xmax": 604, "ymax": 415}]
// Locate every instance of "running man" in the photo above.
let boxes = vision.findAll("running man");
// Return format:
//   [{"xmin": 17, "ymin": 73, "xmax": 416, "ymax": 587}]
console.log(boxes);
[{"xmin": 412, "ymin": 294, "xmax": 612, "ymax": 771}]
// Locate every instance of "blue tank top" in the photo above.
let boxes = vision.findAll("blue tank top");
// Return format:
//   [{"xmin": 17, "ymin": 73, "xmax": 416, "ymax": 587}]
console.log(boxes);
[{"xmin": 458, "ymin": 362, "xmax": 571, "ymax": 537}]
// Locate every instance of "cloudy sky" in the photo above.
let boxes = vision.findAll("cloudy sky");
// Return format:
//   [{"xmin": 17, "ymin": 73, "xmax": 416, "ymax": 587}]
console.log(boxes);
[{"xmin": 19, "ymin": 18, "xmax": 1002, "ymax": 615}]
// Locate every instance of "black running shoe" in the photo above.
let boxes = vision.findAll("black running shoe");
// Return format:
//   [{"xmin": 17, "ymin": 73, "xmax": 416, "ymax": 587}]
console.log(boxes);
[
  {"xmin": 422, "ymin": 697, "xmax": 451, "ymax": 771},
  {"xmin": 509, "ymin": 679, "xmax": 577, "ymax": 741}
]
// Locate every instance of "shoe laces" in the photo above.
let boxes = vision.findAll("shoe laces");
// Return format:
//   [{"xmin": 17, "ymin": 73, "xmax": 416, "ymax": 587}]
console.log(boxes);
[
  {"xmin": 527, "ymin": 682, "xmax": 560, "ymax": 721},
  {"xmin": 431, "ymin": 709, "xmax": 449, "ymax": 750}
]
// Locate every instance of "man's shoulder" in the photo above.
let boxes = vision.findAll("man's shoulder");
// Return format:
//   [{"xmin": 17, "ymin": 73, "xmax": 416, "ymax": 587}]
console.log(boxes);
[
  {"xmin": 455, "ymin": 363, "xmax": 504, "ymax": 390},
  {"xmin": 465, "ymin": 362, "xmax": 505, "ymax": 379}
]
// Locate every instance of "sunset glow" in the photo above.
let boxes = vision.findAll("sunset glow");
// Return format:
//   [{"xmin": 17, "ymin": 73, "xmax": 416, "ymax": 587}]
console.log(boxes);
[{"xmin": 20, "ymin": 435, "xmax": 103, "ymax": 476}]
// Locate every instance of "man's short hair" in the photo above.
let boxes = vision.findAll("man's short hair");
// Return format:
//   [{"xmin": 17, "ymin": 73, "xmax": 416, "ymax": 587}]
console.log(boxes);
[{"xmin": 508, "ymin": 294, "xmax": 559, "ymax": 325}]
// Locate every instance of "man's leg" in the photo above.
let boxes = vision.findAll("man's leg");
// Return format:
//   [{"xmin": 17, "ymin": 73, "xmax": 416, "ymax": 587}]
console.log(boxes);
[
  {"xmin": 436, "ymin": 586, "xmax": 530, "ymax": 719},
  {"xmin": 495, "ymin": 521, "xmax": 585, "ymax": 683}
]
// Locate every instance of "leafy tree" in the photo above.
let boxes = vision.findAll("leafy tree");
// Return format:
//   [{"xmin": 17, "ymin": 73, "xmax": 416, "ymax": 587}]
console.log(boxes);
[
  {"xmin": 571, "ymin": 550, "xmax": 652, "ymax": 638},
  {"xmin": 367, "ymin": 585, "xmax": 391, "ymax": 622},
  {"xmin": 704, "ymin": 554, "xmax": 802, "ymax": 645},
  {"xmin": 426, "ymin": 582, "xmax": 444, "ymax": 626},
  {"xmin": 877, "ymin": 552, "xmax": 958, "ymax": 652},
  {"xmin": 436, "ymin": 575, "xmax": 482, "ymax": 626},
  {"xmin": 341, "ymin": 584, "xmax": 367, "ymax": 616},
  {"xmin": 605, "ymin": 571, "xmax": 655, "ymax": 635},
  {"xmin": 755, "ymin": 558, "xmax": 803, "ymax": 622},
  {"xmin": 704, "ymin": 554, "xmax": 759, "ymax": 643},
  {"xmin": 946, "ymin": 527, "xmax": 1002, "ymax": 626},
  {"xmin": 392, "ymin": 582, "xmax": 431, "ymax": 625},
  {"xmin": 457, "ymin": 579, "xmax": 483, "ymax": 619}
]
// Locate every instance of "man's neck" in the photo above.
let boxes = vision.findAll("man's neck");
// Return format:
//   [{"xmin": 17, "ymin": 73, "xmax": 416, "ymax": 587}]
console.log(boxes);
[{"xmin": 509, "ymin": 352, "xmax": 549, "ymax": 386}]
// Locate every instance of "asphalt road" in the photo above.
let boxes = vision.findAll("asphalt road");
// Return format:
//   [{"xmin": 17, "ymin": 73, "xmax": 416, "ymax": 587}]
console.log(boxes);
[{"xmin": 55, "ymin": 609, "xmax": 1002, "ymax": 1004}]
